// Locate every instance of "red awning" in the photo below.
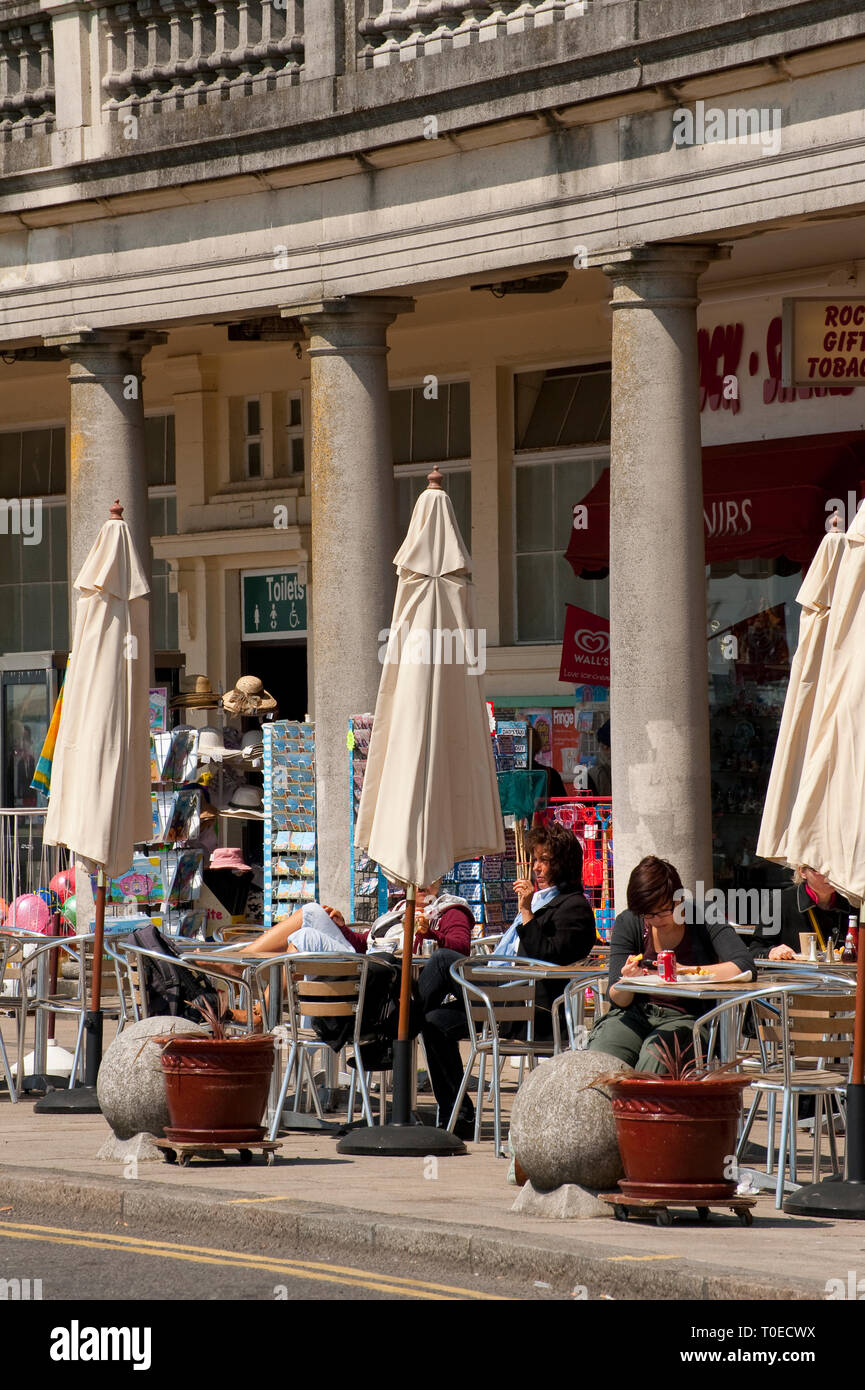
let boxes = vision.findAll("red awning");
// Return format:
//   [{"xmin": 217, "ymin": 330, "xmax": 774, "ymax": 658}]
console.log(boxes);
[{"xmin": 566, "ymin": 433, "xmax": 865, "ymax": 576}]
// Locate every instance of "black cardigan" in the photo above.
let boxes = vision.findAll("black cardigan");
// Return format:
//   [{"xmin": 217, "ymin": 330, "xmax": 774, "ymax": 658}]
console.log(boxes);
[
  {"xmin": 606, "ymin": 909, "xmax": 756, "ymax": 1018},
  {"xmin": 516, "ymin": 886, "xmax": 598, "ymax": 1032}
]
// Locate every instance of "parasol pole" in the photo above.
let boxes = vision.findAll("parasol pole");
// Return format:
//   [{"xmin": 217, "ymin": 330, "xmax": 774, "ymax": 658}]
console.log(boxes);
[
  {"xmin": 390, "ymin": 884, "xmax": 417, "ymax": 1128},
  {"xmin": 845, "ymin": 905, "xmax": 865, "ymax": 1182},
  {"xmin": 83, "ymin": 867, "xmax": 106, "ymax": 1088}
]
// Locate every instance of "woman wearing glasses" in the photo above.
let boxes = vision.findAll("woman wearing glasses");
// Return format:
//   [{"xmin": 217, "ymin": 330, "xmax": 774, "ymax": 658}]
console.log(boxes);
[{"xmin": 587, "ymin": 855, "xmax": 755, "ymax": 1072}]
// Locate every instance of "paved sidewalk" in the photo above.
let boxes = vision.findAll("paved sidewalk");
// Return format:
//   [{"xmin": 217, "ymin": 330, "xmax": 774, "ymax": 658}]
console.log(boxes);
[{"xmin": 0, "ymin": 1095, "xmax": 858, "ymax": 1300}]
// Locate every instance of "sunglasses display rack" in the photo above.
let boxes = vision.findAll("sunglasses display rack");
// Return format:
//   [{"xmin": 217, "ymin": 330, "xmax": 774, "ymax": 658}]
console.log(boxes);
[
  {"xmin": 348, "ymin": 715, "xmax": 390, "ymax": 924},
  {"xmin": 262, "ymin": 720, "xmax": 317, "ymax": 929}
]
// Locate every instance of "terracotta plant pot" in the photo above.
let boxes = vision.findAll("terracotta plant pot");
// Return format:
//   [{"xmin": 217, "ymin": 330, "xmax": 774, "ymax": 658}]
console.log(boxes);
[
  {"xmin": 606, "ymin": 1074, "xmax": 751, "ymax": 1201},
  {"xmin": 158, "ymin": 1034, "xmax": 275, "ymax": 1144}
]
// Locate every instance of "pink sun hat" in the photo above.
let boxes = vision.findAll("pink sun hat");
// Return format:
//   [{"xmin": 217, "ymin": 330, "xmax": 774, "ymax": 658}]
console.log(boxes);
[{"xmin": 208, "ymin": 847, "xmax": 253, "ymax": 874}]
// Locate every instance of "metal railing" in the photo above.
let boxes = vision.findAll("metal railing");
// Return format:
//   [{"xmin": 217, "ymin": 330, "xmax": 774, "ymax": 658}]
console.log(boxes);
[{"xmin": 0, "ymin": 809, "xmax": 70, "ymax": 925}]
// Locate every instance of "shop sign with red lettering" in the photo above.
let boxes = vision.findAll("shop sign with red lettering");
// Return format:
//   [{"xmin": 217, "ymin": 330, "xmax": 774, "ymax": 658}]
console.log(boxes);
[
  {"xmin": 559, "ymin": 605, "xmax": 610, "ymax": 686},
  {"xmin": 782, "ymin": 298, "xmax": 865, "ymax": 387}
]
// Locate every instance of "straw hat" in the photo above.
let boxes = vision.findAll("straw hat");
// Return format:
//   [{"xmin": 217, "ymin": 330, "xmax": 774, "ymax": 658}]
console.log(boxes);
[
  {"xmin": 170, "ymin": 675, "xmax": 220, "ymax": 711},
  {"xmin": 222, "ymin": 675, "xmax": 277, "ymax": 717}
]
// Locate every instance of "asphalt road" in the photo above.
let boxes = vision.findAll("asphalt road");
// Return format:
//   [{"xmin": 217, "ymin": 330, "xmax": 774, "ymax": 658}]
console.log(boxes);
[{"xmin": 0, "ymin": 1214, "xmax": 568, "ymax": 1302}]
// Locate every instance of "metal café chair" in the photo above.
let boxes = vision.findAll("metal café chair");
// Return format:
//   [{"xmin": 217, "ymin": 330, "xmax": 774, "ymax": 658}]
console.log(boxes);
[
  {"xmin": 693, "ymin": 980, "xmax": 856, "ymax": 1207},
  {"xmin": 0, "ymin": 934, "xmax": 21, "ymax": 1100},
  {"xmin": 447, "ymin": 956, "xmax": 556, "ymax": 1155},
  {"xmin": 261, "ymin": 953, "xmax": 378, "ymax": 1139},
  {"xmin": 109, "ymin": 940, "xmax": 257, "ymax": 1034},
  {"xmin": 7, "ymin": 932, "xmax": 104, "ymax": 1090},
  {"xmin": 555, "ymin": 971, "xmax": 609, "ymax": 1053}
]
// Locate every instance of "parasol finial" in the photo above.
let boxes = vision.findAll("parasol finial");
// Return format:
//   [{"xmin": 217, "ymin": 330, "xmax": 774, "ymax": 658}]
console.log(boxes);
[
  {"xmin": 109, "ymin": 499, "xmax": 124, "ymax": 520},
  {"xmin": 427, "ymin": 467, "xmax": 444, "ymax": 490},
  {"xmin": 829, "ymin": 508, "xmax": 842, "ymax": 531}
]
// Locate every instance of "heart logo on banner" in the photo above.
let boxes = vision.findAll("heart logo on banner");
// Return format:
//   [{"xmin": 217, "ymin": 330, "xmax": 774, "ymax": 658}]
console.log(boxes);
[{"xmin": 574, "ymin": 629, "xmax": 609, "ymax": 655}]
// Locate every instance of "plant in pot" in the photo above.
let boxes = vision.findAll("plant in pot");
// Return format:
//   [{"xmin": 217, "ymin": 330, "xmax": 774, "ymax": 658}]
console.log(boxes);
[
  {"xmin": 592, "ymin": 1037, "xmax": 751, "ymax": 1202},
  {"xmin": 157, "ymin": 1000, "xmax": 276, "ymax": 1146}
]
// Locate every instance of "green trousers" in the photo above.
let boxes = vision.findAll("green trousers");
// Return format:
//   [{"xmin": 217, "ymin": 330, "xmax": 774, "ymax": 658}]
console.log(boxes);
[{"xmin": 586, "ymin": 1001, "xmax": 704, "ymax": 1074}]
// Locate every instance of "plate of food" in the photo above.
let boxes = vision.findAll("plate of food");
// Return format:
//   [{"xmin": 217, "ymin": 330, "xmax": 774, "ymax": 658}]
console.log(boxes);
[{"xmin": 650, "ymin": 967, "xmax": 753, "ymax": 986}]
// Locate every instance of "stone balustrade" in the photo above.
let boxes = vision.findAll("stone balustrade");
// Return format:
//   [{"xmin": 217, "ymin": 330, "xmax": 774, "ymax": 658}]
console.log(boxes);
[
  {"xmin": 356, "ymin": 0, "xmax": 589, "ymax": 67},
  {"xmin": 98, "ymin": 0, "xmax": 304, "ymax": 118},
  {"xmin": 0, "ymin": 9, "xmax": 55, "ymax": 140}
]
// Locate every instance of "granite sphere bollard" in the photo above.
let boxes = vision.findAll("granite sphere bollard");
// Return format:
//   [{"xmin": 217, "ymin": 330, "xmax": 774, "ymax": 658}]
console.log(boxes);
[
  {"xmin": 510, "ymin": 1049, "xmax": 632, "ymax": 1192},
  {"xmin": 97, "ymin": 1016, "xmax": 208, "ymax": 1140}
]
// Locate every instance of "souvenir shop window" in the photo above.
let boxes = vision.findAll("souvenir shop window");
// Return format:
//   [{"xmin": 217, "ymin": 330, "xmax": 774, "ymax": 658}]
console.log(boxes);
[
  {"xmin": 513, "ymin": 452, "xmax": 609, "ymax": 643},
  {"xmin": 706, "ymin": 560, "xmax": 803, "ymax": 893}
]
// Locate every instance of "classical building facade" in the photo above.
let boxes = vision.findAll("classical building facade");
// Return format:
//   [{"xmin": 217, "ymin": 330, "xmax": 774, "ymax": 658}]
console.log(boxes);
[{"xmin": 1, "ymin": 0, "xmax": 864, "ymax": 907}]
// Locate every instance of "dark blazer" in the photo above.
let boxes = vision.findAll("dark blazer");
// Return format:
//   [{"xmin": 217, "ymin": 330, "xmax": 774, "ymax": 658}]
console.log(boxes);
[
  {"xmin": 746, "ymin": 883, "xmax": 854, "ymax": 957},
  {"xmin": 516, "ymin": 885, "xmax": 598, "ymax": 1033}
]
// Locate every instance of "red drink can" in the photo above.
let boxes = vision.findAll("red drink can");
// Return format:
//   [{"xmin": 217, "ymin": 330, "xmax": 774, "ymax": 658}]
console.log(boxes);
[{"xmin": 656, "ymin": 950, "xmax": 677, "ymax": 982}]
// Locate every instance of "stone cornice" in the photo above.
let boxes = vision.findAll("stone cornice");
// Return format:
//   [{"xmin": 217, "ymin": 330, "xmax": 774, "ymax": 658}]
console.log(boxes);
[{"xmin": 2, "ymin": 0, "xmax": 865, "ymax": 211}]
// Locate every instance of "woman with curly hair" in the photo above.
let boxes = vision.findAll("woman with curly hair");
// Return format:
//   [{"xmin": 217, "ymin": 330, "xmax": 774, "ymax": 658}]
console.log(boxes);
[{"xmin": 417, "ymin": 823, "xmax": 597, "ymax": 1138}]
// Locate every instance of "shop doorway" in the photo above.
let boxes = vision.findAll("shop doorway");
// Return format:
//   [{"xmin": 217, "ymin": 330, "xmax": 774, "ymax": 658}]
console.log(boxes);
[{"xmin": 240, "ymin": 641, "xmax": 307, "ymax": 723}]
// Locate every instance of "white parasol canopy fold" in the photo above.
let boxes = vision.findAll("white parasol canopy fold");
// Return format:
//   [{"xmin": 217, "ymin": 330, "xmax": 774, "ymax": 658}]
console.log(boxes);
[
  {"xmin": 45, "ymin": 514, "xmax": 152, "ymax": 879},
  {"xmin": 756, "ymin": 526, "xmax": 845, "ymax": 865},
  {"xmin": 781, "ymin": 503, "xmax": 865, "ymax": 906},
  {"xmin": 355, "ymin": 483, "xmax": 504, "ymax": 888}
]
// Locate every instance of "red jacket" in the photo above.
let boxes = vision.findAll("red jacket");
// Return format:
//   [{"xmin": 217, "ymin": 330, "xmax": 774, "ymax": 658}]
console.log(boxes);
[{"xmin": 416, "ymin": 904, "xmax": 473, "ymax": 956}]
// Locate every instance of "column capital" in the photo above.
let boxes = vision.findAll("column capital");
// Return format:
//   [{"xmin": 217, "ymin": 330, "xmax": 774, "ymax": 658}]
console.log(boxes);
[
  {"xmin": 588, "ymin": 242, "xmax": 731, "ymax": 276},
  {"xmin": 588, "ymin": 242, "xmax": 731, "ymax": 310},
  {"xmin": 280, "ymin": 296, "xmax": 414, "ymax": 326},
  {"xmin": 44, "ymin": 329, "xmax": 167, "ymax": 357}
]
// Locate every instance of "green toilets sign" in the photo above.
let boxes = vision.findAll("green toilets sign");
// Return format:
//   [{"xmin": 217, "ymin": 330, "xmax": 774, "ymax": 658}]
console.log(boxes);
[{"xmin": 241, "ymin": 568, "xmax": 307, "ymax": 640}]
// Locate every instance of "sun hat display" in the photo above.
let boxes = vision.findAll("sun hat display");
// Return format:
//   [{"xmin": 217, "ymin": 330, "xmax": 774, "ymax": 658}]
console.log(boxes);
[
  {"xmin": 241, "ymin": 728, "xmax": 264, "ymax": 752},
  {"xmin": 197, "ymin": 726, "xmax": 241, "ymax": 763},
  {"xmin": 209, "ymin": 846, "xmax": 253, "ymax": 873},
  {"xmin": 170, "ymin": 675, "xmax": 221, "ymax": 711},
  {"xmin": 221, "ymin": 784, "xmax": 265, "ymax": 820},
  {"xmin": 222, "ymin": 675, "xmax": 277, "ymax": 716}
]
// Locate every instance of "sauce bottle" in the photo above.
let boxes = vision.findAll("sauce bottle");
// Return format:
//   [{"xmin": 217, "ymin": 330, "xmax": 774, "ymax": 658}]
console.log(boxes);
[{"xmin": 841, "ymin": 916, "xmax": 859, "ymax": 963}]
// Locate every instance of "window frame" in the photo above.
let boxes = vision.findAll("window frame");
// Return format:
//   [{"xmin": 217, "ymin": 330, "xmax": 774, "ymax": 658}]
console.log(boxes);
[
  {"xmin": 388, "ymin": 375, "xmax": 471, "ymax": 468},
  {"xmin": 512, "ymin": 443, "xmax": 611, "ymax": 647},
  {"xmin": 243, "ymin": 395, "xmax": 263, "ymax": 479}
]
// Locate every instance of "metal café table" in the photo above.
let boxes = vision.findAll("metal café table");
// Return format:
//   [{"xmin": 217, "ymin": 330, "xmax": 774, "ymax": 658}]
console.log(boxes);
[{"xmin": 622, "ymin": 974, "xmax": 769, "ymax": 1063}]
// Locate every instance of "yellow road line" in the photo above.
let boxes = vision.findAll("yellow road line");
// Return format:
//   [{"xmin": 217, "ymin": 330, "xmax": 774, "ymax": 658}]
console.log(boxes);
[
  {"xmin": 608, "ymin": 1254, "xmax": 680, "ymax": 1262},
  {"xmin": 0, "ymin": 1221, "xmax": 504, "ymax": 1300},
  {"xmin": 224, "ymin": 1196, "xmax": 299, "ymax": 1204}
]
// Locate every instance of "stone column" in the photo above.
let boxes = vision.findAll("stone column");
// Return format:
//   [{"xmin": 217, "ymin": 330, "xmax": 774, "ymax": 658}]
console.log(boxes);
[
  {"xmin": 47, "ymin": 329, "xmax": 165, "ymax": 602},
  {"xmin": 280, "ymin": 297, "xmax": 413, "ymax": 913},
  {"xmin": 588, "ymin": 243, "xmax": 728, "ymax": 908}
]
